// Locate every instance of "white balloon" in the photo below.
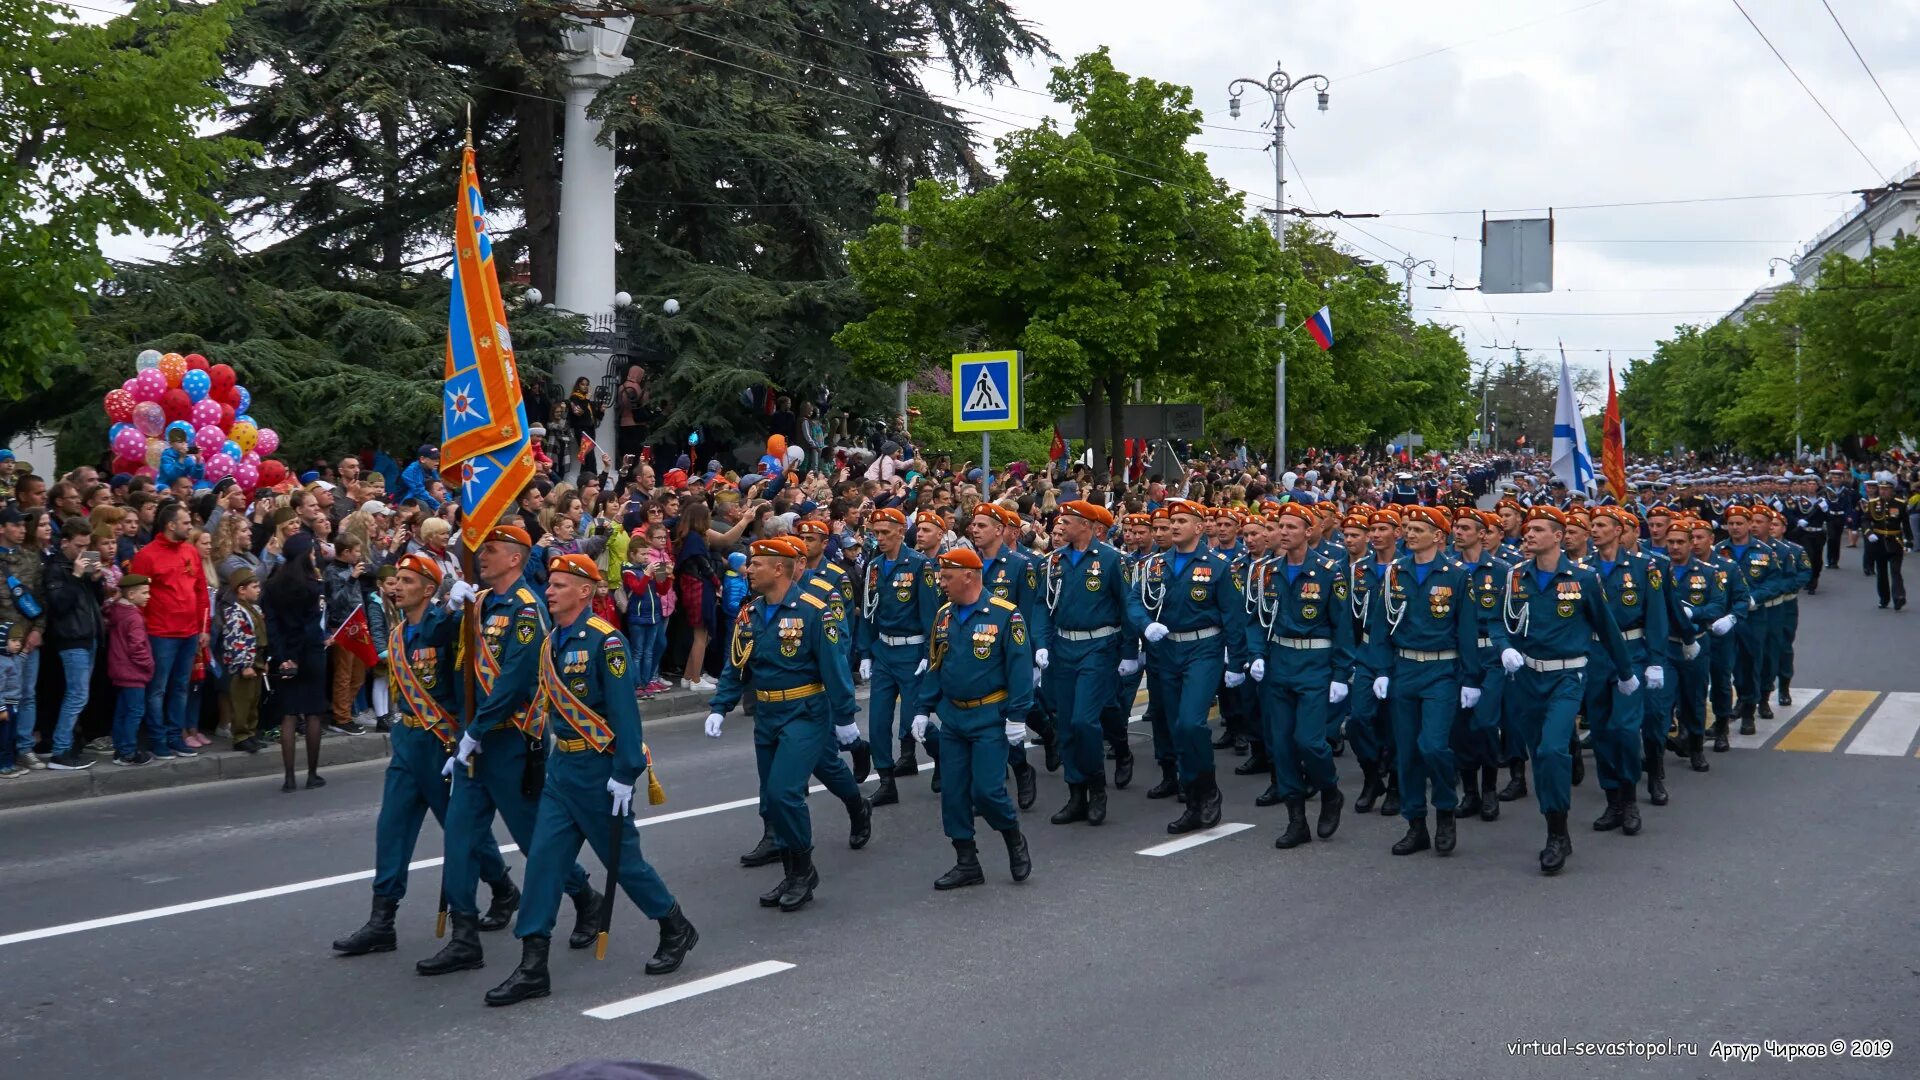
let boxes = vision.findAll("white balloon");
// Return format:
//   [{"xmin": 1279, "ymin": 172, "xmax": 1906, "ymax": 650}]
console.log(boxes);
[{"xmin": 663, "ymin": 298, "xmax": 681, "ymax": 315}]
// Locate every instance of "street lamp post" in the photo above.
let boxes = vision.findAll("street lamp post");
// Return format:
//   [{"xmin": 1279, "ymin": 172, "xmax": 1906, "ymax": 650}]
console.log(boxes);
[
  {"xmin": 1228, "ymin": 60, "xmax": 1328, "ymax": 475},
  {"xmin": 1390, "ymin": 255, "xmax": 1438, "ymax": 310}
]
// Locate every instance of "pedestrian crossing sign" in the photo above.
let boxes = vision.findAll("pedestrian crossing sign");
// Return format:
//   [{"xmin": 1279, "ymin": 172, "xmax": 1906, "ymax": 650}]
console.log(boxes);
[{"xmin": 951, "ymin": 351, "xmax": 1021, "ymax": 432}]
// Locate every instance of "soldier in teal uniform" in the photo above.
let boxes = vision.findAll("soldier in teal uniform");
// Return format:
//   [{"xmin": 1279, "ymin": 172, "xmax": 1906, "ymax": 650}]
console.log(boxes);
[
  {"xmin": 1112, "ymin": 513, "xmax": 1158, "ymax": 789},
  {"xmin": 1139, "ymin": 508, "xmax": 1182, "ymax": 799},
  {"xmin": 1449, "ymin": 509, "xmax": 1510, "ymax": 823},
  {"xmin": 857, "ymin": 508, "xmax": 940, "ymax": 806},
  {"xmin": 1664, "ymin": 519, "xmax": 1722, "ymax": 778},
  {"xmin": 1495, "ymin": 506, "xmax": 1635, "ymax": 875},
  {"xmin": 419, "ymin": 525, "xmax": 596, "ymax": 977},
  {"xmin": 1139, "ymin": 499, "xmax": 1250, "ymax": 834},
  {"xmin": 797, "ymin": 518, "xmax": 873, "ymax": 781},
  {"xmin": 913, "ymin": 547, "xmax": 1035, "ymax": 888},
  {"xmin": 966, "ymin": 504, "xmax": 1051, "ymax": 800},
  {"xmin": 1040, "ymin": 500, "xmax": 1149, "ymax": 827},
  {"xmin": 1367, "ymin": 505, "xmax": 1484, "ymax": 857},
  {"xmin": 332, "ymin": 553, "xmax": 516, "ymax": 958},
  {"xmin": 1763, "ymin": 509, "xmax": 1810, "ymax": 706},
  {"xmin": 1715, "ymin": 505, "xmax": 1782, "ymax": 734},
  {"xmin": 1694, "ymin": 518, "xmax": 1749, "ymax": 751},
  {"xmin": 1210, "ymin": 510, "xmax": 1264, "ymax": 767},
  {"xmin": 1582, "ymin": 507, "xmax": 1666, "ymax": 836},
  {"xmin": 1347, "ymin": 509, "xmax": 1403, "ymax": 816},
  {"xmin": 484, "ymin": 554, "xmax": 695, "ymax": 1006},
  {"xmin": 1247, "ymin": 504, "xmax": 1353, "ymax": 849},
  {"xmin": 705, "ymin": 536, "xmax": 860, "ymax": 913}
]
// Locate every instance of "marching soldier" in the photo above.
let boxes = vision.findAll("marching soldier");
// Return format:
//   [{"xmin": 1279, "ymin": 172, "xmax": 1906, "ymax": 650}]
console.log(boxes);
[
  {"xmin": 485, "ymin": 554, "xmax": 696, "ymax": 1006},
  {"xmin": 912, "ymin": 548, "xmax": 1035, "ymax": 888},
  {"xmin": 1495, "ymin": 506, "xmax": 1636, "ymax": 875},
  {"xmin": 1787, "ymin": 476, "xmax": 1829, "ymax": 594},
  {"xmin": 1349, "ymin": 509, "xmax": 1402, "ymax": 815},
  {"xmin": 1582, "ymin": 507, "xmax": 1665, "ymax": 836},
  {"xmin": 966, "ymin": 504, "xmax": 1051, "ymax": 802},
  {"xmin": 331, "ymin": 554, "xmax": 518, "ymax": 958},
  {"xmin": 1211, "ymin": 511, "xmax": 1263, "ymax": 764},
  {"xmin": 1247, "ymin": 504, "xmax": 1353, "ymax": 849},
  {"xmin": 857, "ymin": 508, "xmax": 940, "ymax": 806},
  {"xmin": 1040, "ymin": 500, "xmax": 1149, "ymax": 826},
  {"xmin": 1762, "ymin": 509, "xmax": 1810, "ymax": 705},
  {"xmin": 1112, "ymin": 513, "xmax": 1159, "ymax": 790},
  {"xmin": 1140, "ymin": 507, "xmax": 1183, "ymax": 800},
  {"xmin": 1691, "ymin": 518, "xmax": 1747, "ymax": 752},
  {"xmin": 796, "ymin": 518, "xmax": 873, "ymax": 782},
  {"xmin": 1449, "ymin": 509, "xmax": 1509, "ymax": 822},
  {"xmin": 704, "ymin": 536, "xmax": 860, "ymax": 913},
  {"xmin": 1715, "ymin": 506, "xmax": 1783, "ymax": 733},
  {"xmin": 1664, "ymin": 519, "xmax": 1723, "ymax": 775},
  {"xmin": 1862, "ymin": 478, "xmax": 1910, "ymax": 610},
  {"xmin": 420, "ymin": 525, "xmax": 598, "ymax": 978},
  {"xmin": 1139, "ymin": 499, "xmax": 1250, "ymax": 833}
]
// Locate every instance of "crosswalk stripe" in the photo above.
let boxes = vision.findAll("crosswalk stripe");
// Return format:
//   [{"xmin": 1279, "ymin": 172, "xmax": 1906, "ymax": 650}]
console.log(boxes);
[
  {"xmin": 1728, "ymin": 688, "xmax": 1821, "ymax": 749},
  {"xmin": 1846, "ymin": 692, "xmax": 1920, "ymax": 756},
  {"xmin": 1776, "ymin": 690, "xmax": 1879, "ymax": 753}
]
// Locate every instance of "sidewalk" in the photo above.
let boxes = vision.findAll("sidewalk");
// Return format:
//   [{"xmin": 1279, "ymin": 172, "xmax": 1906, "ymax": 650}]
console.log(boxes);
[{"xmin": 0, "ymin": 685, "xmax": 731, "ymax": 811}]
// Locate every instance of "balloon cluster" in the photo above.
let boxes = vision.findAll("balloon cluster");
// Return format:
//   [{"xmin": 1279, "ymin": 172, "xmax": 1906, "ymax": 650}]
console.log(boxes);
[{"xmin": 103, "ymin": 350, "xmax": 282, "ymax": 492}]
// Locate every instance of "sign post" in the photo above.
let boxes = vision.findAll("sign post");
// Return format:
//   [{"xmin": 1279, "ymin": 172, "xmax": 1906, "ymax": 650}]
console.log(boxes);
[{"xmin": 951, "ymin": 350, "xmax": 1021, "ymax": 487}]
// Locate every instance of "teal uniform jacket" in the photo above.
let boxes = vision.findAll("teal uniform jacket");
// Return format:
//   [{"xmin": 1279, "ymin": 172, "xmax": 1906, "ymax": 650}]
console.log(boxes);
[
  {"xmin": 1460, "ymin": 550, "xmax": 1513, "ymax": 656},
  {"xmin": 802, "ymin": 558, "xmax": 854, "ymax": 636},
  {"xmin": 1500, "ymin": 557, "xmax": 1633, "ymax": 672},
  {"xmin": 856, "ymin": 546, "xmax": 940, "ymax": 651},
  {"xmin": 1141, "ymin": 545, "xmax": 1251, "ymax": 671},
  {"xmin": 917, "ymin": 596, "xmax": 1036, "ymax": 718},
  {"xmin": 981, "ymin": 546, "xmax": 1051, "ymax": 655},
  {"xmin": 1041, "ymin": 540, "xmax": 1149, "ymax": 659},
  {"xmin": 1670, "ymin": 554, "xmax": 1728, "ymax": 635},
  {"xmin": 1367, "ymin": 554, "xmax": 1484, "ymax": 687},
  {"xmin": 465, "ymin": 583, "xmax": 548, "ymax": 738},
  {"xmin": 710, "ymin": 584, "xmax": 856, "ymax": 718},
  {"xmin": 545, "ymin": 610, "xmax": 647, "ymax": 785},
  {"xmin": 1715, "ymin": 539, "xmax": 1783, "ymax": 610},
  {"xmin": 1247, "ymin": 552, "xmax": 1355, "ymax": 676},
  {"xmin": 1588, "ymin": 550, "xmax": 1669, "ymax": 678}
]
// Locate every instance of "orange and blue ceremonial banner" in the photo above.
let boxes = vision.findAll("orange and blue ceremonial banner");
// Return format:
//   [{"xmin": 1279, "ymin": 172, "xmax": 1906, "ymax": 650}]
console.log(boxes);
[{"xmin": 441, "ymin": 141, "xmax": 535, "ymax": 550}]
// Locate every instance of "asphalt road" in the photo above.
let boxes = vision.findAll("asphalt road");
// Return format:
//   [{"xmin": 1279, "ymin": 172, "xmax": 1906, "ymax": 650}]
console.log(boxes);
[{"xmin": 2, "ymin": 548, "xmax": 1915, "ymax": 1080}]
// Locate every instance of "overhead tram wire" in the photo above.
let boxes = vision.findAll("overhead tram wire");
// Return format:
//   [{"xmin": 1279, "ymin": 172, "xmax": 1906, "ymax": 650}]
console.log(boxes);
[
  {"xmin": 1728, "ymin": 0, "xmax": 1887, "ymax": 181},
  {"xmin": 1820, "ymin": 0, "xmax": 1920, "ymax": 157}
]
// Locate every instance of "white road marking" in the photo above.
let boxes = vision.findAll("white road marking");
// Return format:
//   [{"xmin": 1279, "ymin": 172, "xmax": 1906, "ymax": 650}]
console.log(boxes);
[
  {"xmin": 0, "ymin": 845, "xmax": 517, "ymax": 948},
  {"xmin": 1728, "ymin": 688, "xmax": 1820, "ymax": 749},
  {"xmin": 1136, "ymin": 823, "xmax": 1254, "ymax": 857},
  {"xmin": 583, "ymin": 960, "xmax": 795, "ymax": 1020},
  {"xmin": 637, "ymin": 796, "xmax": 760, "ymax": 826},
  {"xmin": 1845, "ymin": 692, "xmax": 1920, "ymax": 756}
]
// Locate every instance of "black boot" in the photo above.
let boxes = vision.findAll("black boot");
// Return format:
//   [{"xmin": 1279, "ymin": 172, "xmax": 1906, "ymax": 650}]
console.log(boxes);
[
  {"xmin": 1211, "ymin": 727, "xmax": 1235, "ymax": 750},
  {"xmin": 1042, "ymin": 733, "xmax": 1061, "ymax": 773},
  {"xmin": 1738, "ymin": 705, "xmax": 1757, "ymax": 736},
  {"xmin": 934, "ymin": 840, "xmax": 986, "ymax": 890},
  {"xmin": 483, "ymin": 935, "xmax": 550, "ymax": 1006},
  {"xmin": 1619, "ymin": 788, "xmax": 1642, "ymax": 836},
  {"xmin": 760, "ymin": 850, "xmax": 799, "ymax": 908},
  {"xmin": 1391, "ymin": 816, "xmax": 1431, "ymax": 855},
  {"xmin": 1778, "ymin": 681, "xmax": 1792, "ymax": 706},
  {"xmin": 1539, "ymin": 812, "xmax": 1572, "ymax": 875},
  {"xmin": 870, "ymin": 773, "xmax": 900, "ymax": 807},
  {"xmin": 1457, "ymin": 769, "xmax": 1484, "ymax": 820},
  {"xmin": 1329, "ymin": 735, "xmax": 1345, "ymax": 757},
  {"xmin": 1085, "ymin": 776, "xmax": 1108, "ymax": 826},
  {"xmin": 846, "ymin": 795, "xmax": 872, "ymax": 850},
  {"xmin": 1354, "ymin": 761, "xmax": 1384, "ymax": 814},
  {"xmin": 739, "ymin": 826, "xmax": 785, "ymax": 867},
  {"xmin": 1050, "ymin": 783, "xmax": 1089, "ymax": 825},
  {"xmin": 930, "ymin": 759, "xmax": 941, "ymax": 794},
  {"xmin": 1592, "ymin": 788, "xmax": 1624, "ymax": 832},
  {"xmin": 1274, "ymin": 798, "xmax": 1311, "ymax": 849},
  {"xmin": 1233, "ymin": 747, "xmax": 1272, "ymax": 776},
  {"xmin": 1145, "ymin": 761, "xmax": 1180, "ymax": 800},
  {"xmin": 1379, "ymin": 772, "xmax": 1400, "ymax": 817},
  {"xmin": 1569, "ymin": 742, "xmax": 1585, "ymax": 787},
  {"xmin": 1712, "ymin": 717, "xmax": 1731, "ymax": 753},
  {"xmin": 1112, "ymin": 748, "xmax": 1134, "ymax": 789},
  {"xmin": 1689, "ymin": 732, "xmax": 1711, "ymax": 772},
  {"xmin": 1434, "ymin": 810, "xmax": 1457, "ymax": 856},
  {"xmin": 1479, "ymin": 766, "xmax": 1501, "ymax": 821},
  {"xmin": 568, "ymin": 886, "xmax": 604, "ymax": 950},
  {"xmin": 1255, "ymin": 770, "xmax": 1283, "ymax": 807},
  {"xmin": 1646, "ymin": 751, "xmax": 1669, "ymax": 806},
  {"xmin": 1001, "ymin": 828, "xmax": 1032, "ymax": 882},
  {"xmin": 1166, "ymin": 781, "xmax": 1206, "ymax": 835},
  {"xmin": 1012, "ymin": 759, "xmax": 1037, "ymax": 811},
  {"xmin": 645, "ymin": 904, "xmax": 698, "ymax": 975},
  {"xmin": 777, "ymin": 849, "xmax": 816, "ymax": 911},
  {"xmin": 332, "ymin": 895, "xmax": 399, "ymax": 956},
  {"xmin": 1497, "ymin": 762, "xmax": 1528, "ymax": 802},
  {"xmin": 1317, "ymin": 785, "xmax": 1344, "ymax": 839},
  {"xmin": 1756, "ymin": 701, "xmax": 1773, "ymax": 722},
  {"xmin": 477, "ymin": 875, "xmax": 520, "ymax": 932},
  {"xmin": 1196, "ymin": 771, "xmax": 1223, "ymax": 828},
  {"xmin": 892, "ymin": 740, "xmax": 919, "ymax": 778},
  {"xmin": 415, "ymin": 911, "xmax": 484, "ymax": 976}
]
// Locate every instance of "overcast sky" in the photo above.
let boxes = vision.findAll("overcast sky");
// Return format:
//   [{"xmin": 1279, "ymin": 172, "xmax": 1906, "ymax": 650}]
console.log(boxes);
[{"xmin": 940, "ymin": 0, "xmax": 1920, "ymax": 377}]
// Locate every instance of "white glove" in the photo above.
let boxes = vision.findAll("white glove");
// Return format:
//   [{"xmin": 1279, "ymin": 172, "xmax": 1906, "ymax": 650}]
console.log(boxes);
[
  {"xmin": 1710, "ymin": 614, "xmax": 1736, "ymax": 636},
  {"xmin": 1460, "ymin": 686, "xmax": 1481, "ymax": 709},
  {"xmin": 1249, "ymin": 658, "xmax": 1266, "ymax": 682},
  {"xmin": 1004, "ymin": 720, "xmax": 1027, "ymax": 747},
  {"xmin": 455, "ymin": 732, "xmax": 481, "ymax": 765},
  {"xmin": 1032, "ymin": 666, "xmax": 1044, "ymax": 688},
  {"xmin": 606, "ymin": 778, "xmax": 634, "ymax": 817},
  {"xmin": 1143, "ymin": 622, "xmax": 1169, "ymax": 643},
  {"xmin": 704, "ymin": 711, "xmax": 725, "ymax": 738},
  {"xmin": 1616, "ymin": 674, "xmax": 1640, "ymax": 696},
  {"xmin": 1796, "ymin": 518, "xmax": 1808, "ymax": 529},
  {"xmin": 1682, "ymin": 641, "xmax": 1702, "ymax": 661},
  {"xmin": 912, "ymin": 714, "xmax": 930, "ymax": 742},
  {"xmin": 440, "ymin": 756, "xmax": 457, "ymax": 778},
  {"xmin": 1328, "ymin": 681, "xmax": 1349, "ymax": 705},
  {"xmin": 1500, "ymin": 648, "xmax": 1524, "ymax": 675},
  {"xmin": 1645, "ymin": 665, "xmax": 1664, "ymax": 691},
  {"xmin": 1117, "ymin": 657, "xmax": 1141, "ymax": 677},
  {"xmin": 914, "ymin": 658, "xmax": 928, "ymax": 676},
  {"xmin": 1372, "ymin": 676, "xmax": 1390, "ymax": 700},
  {"xmin": 445, "ymin": 579, "xmax": 479, "ymax": 608},
  {"xmin": 1680, "ymin": 603, "xmax": 1694, "ymax": 621},
  {"xmin": 1034, "ymin": 648, "xmax": 1049, "ymax": 670},
  {"xmin": 858, "ymin": 658, "xmax": 872, "ymax": 681},
  {"xmin": 834, "ymin": 723, "xmax": 860, "ymax": 747},
  {"xmin": 1224, "ymin": 669, "xmax": 1246, "ymax": 689}
]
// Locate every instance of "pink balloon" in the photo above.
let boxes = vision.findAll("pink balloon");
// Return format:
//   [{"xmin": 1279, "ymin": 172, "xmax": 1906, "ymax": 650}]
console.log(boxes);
[
  {"xmin": 234, "ymin": 461, "xmax": 260, "ymax": 489},
  {"xmin": 131, "ymin": 371, "xmax": 165, "ymax": 403},
  {"xmin": 131, "ymin": 401, "xmax": 166, "ymax": 437},
  {"xmin": 203, "ymin": 453, "xmax": 234, "ymax": 479},
  {"xmin": 190, "ymin": 399, "xmax": 222, "ymax": 428},
  {"xmin": 112, "ymin": 428, "xmax": 146, "ymax": 461},
  {"xmin": 121, "ymin": 378, "xmax": 137, "ymax": 395},
  {"xmin": 242, "ymin": 450, "xmax": 261, "ymax": 469},
  {"xmin": 254, "ymin": 428, "xmax": 279, "ymax": 457},
  {"xmin": 196, "ymin": 424, "xmax": 227, "ymax": 451},
  {"xmin": 134, "ymin": 466, "xmax": 156, "ymax": 480}
]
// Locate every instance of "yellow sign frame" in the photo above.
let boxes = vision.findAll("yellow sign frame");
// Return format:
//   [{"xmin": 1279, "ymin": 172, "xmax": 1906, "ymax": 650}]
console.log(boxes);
[{"xmin": 950, "ymin": 350, "xmax": 1021, "ymax": 432}]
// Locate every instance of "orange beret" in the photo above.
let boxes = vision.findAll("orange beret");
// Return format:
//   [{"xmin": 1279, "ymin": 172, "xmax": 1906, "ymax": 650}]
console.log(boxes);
[
  {"xmin": 1275, "ymin": 503, "xmax": 1314, "ymax": 522},
  {"xmin": 1367, "ymin": 509, "xmax": 1402, "ymax": 528},
  {"xmin": 795, "ymin": 518, "xmax": 829, "ymax": 537},
  {"xmin": 912, "ymin": 511, "xmax": 948, "ymax": 531},
  {"xmin": 1149, "ymin": 507, "xmax": 1170, "ymax": 522},
  {"xmin": 1478, "ymin": 510, "xmax": 1502, "ymax": 531},
  {"xmin": 1527, "ymin": 505, "xmax": 1567, "ymax": 526},
  {"xmin": 869, "ymin": 507, "xmax": 908, "ymax": 526},
  {"xmin": 1403, "ymin": 505, "xmax": 1451, "ymax": 532},
  {"xmin": 1122, "ymin": 513, "xmax": 1151, "ymax": 527},
  {"xmin": 1566, "ymin": 509, "xmax": 1592, "ymax": 529},
  {"xmin": 1342, "ymin": 513, "xmax": 1371, "ymax": 530},
  {"xmin": 1592, "ymin": 506, "xmax": 1631, "ymax": 527},
  {"xmin": 1164, "ymin": 498, "xmax": 1207, "ymax": 519},
  {"xmin": 548, "ymin": 553, "xmax": 599, "ymax": 580},
  {"xmin": 1228, "ymin": 509, "xmax": 1250, "ymax": 526},
  {"xmin": 1496, "ymin": 498, "xmax": 1524, "ymax": 513},
  {"xmin": 1722, "ymin": 504, "xmax": 1751, "ymax": 520},
  {"xmin": 1644, "ymin": 504, "xmax": 1675, "ymax": 519},
  {"xmin": 751, "ymin": 536, "xmax": 807, "ymax": 558},
  {"xmin": 1060, "ymin": 500, "xmax": 1114, "ymax": 528},
  {"xmin": 937, "ymin": 547, "xmax": 983, "ymax": 570},
  {"xmin": 1686, "ymin": 517, "xmax": 1717, "ymax": 532},
  {"xmin": 486, "ymin": 524, "xmax": 532, "ymax": 548},
  {"xmin": 395, "ymin": 552, "xmax": 443, "ymax": 585}
]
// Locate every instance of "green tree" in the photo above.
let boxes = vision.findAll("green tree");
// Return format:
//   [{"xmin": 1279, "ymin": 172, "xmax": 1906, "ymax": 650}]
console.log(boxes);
[{"xmin": 0, "ymin": 0, "xmax": 255, "ymax": 395}]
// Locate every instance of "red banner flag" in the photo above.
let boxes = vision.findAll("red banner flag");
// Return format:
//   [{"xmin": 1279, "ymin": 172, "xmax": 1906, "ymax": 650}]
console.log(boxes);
[
  {"xmin": 1048, "ymin": 427, "xmax": 1066, "ymax": 462},
  {"xmin": 326, "ymin": 604, "xmax": 380, "ymax": 668},
  {"xmin": 1602, "ymin": 362, "xmax": 1627, "ymax": 502}
]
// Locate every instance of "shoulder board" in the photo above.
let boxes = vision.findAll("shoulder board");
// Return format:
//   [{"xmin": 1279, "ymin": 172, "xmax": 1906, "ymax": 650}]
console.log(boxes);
[
  {"xmin": 587, "ymin": 616, "xmax": 617, "ymax": 634},
  {"xmin": 801, "ymin": 593, "xmax": 828, "ymax": 610},
  {"xmin": 809, "ymin": 576, "xmax": 833, "ymax": 590},
  {"xmin": 515, "ymin": 587, "xmax": 538, "ymax": 604},
  {"xmin": 989, "ymin": 597, "xmax": 1018, "ymax": 611},
  {"xmin": 935, "ymin": 601, "xmax": 952, "ymax": 618},
  {"xmin": 827, "ymin": 562, "xmax": 846, "ymax": 576}
]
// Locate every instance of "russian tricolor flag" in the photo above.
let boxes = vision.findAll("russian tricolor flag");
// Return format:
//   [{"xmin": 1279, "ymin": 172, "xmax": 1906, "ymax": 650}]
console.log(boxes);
[{"xmin": 1304, "ymin": 305, "xmax": 1334, "ymax": 351}]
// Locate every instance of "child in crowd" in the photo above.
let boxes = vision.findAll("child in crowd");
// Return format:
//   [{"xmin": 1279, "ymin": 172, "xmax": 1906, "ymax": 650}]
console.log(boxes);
[
  {"xmin": 220, "ymin": 567, "xmax": 267, "ymax": 754},
  {"xmin": 0, "ymin": 621, "xmax": 21, "ymax": 778},
  {"xmin": 620, "ymin": 522, "xmax": 675, "ymax": 696},
  {"xmin": 106, "ymin": 574, "xmax": 156, "ymax": 766},
  {"xmin": 721, "ymin": 550, "xmax": 751, "ymax": 624}
]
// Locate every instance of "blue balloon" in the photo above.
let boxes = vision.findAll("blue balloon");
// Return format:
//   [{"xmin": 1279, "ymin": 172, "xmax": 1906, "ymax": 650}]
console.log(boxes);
[
  {"xmin": 182, "ymin": 368, "xmax": 211, "ymax": 403},
  {"xmin": 236, "ymin": 414, "xmax": 255, "ymax": 428},
  {"xmin": 222, "ymin": 440, "xmax": 242, "ymax": 460},
  {"xmin": 109, "ymin": 422, "xmax": 131, "ymax": 442},
  {"xmin": 193, "ymin": 480, "xmax": 214, "ymax": 491},
  {"xmin": 166, "ymin": 420, "xmax": 196, "ymax": 442},
  {"xmin": 235, "ymin": 387, "xmax": 251, "ymax": 414}
]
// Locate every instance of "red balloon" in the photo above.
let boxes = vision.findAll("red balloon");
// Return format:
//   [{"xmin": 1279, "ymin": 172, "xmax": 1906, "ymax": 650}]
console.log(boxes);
[
  {"xmin": 258, "ymin": 459, "xmax": 288, "ymax": 486},
  {"xmin": 209, "ymin": 363, "xmax": 236, "ymax": 390},
  {"xmin": 219, "ymin": 402, "xmax": 236, "ymax": 428},
  {"xmin": 161, "ymin": 388, "xmax": 193, "ymax": 423},
  {"xmin": 214, "ymin": 384, "xmax": 241, "ymax": 408},
  {"xmin": 112, "ymin": 456, "xmax": 145, "ymax": 475},
  {"xmin": 104, "ymin": 388, "xmax": 136, "ymax": 422},
  {"xmin": 185, "ymin": 353, "xmax": 209, "ymax": 371}
]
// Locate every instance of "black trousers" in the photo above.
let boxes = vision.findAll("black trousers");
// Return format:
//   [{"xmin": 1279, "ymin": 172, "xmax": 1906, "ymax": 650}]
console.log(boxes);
[
  {"xmin": 1866, "ymin": 541, "xmax": 1907, "ymax": 607},
  {"xmin": 1824, "ymin": 521, "xmax": 1843, "ymax": 568},
  {"xmin": 1793, "ymin": 528, "xmax": 1825, "ymax": 590}
]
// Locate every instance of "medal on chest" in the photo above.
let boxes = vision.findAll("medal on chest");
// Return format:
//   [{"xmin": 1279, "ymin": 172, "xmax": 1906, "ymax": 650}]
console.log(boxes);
[
  {"xmin": 563, "ymin": 649, "xmax": 591, "ymax": 695},
  {"xmin": 1620, "ymin": 570, "xmax": 1638, "ymax": 607},
  {"xmin": 778, "ymin": 617, "xmax": 804, "ymax": 657},
  {"xmin": 1428, "ymin": 584, "xmax": 1453, "ymax": 619},
  {"xmin": 1189, "ymin": 564, "xmax": 1212, "ymax": 601},
  {"xmin": 972, "ymin": 622, "xmax": 999, "ymax": 659},
  {"xmin": 893, "ymin": 570, "xmax": 913, "ymax": 603},
  {"xmin": 1555, "ymin": 580, "xmax": 1581, "ymax": 618},
  {"xmin": 1086, "ymin": 559, "xmax": 1103, "ymax": 592},
  {"xmin": 412, "ymin": 646, "xmax": 439, "ymax": 689}
]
